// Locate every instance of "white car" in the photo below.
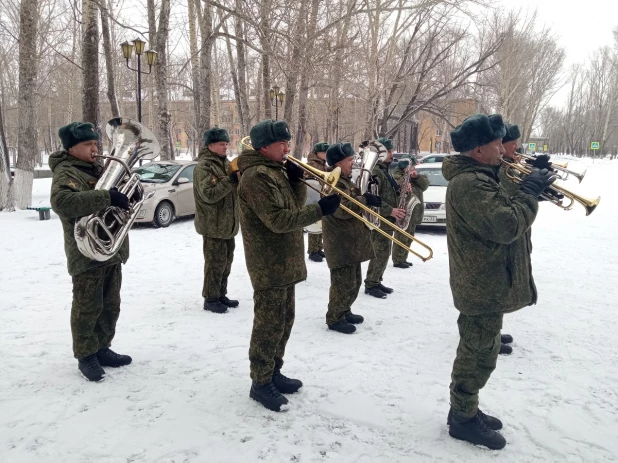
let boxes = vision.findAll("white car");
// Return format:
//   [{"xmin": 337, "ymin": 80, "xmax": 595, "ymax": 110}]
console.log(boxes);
[{"xmin": 415, "ymin": 162, "xmax": 448, "ymax": 227}]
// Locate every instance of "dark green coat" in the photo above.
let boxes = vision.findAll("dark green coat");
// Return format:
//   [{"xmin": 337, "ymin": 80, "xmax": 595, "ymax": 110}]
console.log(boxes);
[
  {"xmin": 442, "ymin": 155, "xmax": 538, "ymax": 316},
  {"xmin": 322, "ymin": 175, "xmax": 375, "ymax": 269},
  {"xmin": 393, "ymin": 167, "xmax": 430, "ymax": 225},
  {"xmin": 193, "ymin": 147, "xmax": 239, "ymax": 239},
  {"xmin": 49, "ymin": 150, "xmax": 129, "ymax": 276},
  {"xmin": 237, "ymin": 150, "xmax": 323, "ymax": 290},
  {"xmin": 305, "ymin": 152, "xmax": 326, "ymax": 175},
  {"xmin": 372, "ymin": 162, "xmax": 398, "ymax": 230}
]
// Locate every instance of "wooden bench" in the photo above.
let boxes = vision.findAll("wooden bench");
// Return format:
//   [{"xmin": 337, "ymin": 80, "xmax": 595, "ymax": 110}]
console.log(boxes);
[{"xmin": 27, "ymin": 206, "xmax": 52, "ymax": 220}]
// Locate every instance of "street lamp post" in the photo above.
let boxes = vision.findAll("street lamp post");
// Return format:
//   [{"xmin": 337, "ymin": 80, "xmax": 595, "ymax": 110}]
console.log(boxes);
[
  {"xmin": 269, "ymin": 86, "xmax": 285, "ymax": 120},
  {"xmin": 120, "ymin": 38, "xmax": 157, "ymax": 123}
]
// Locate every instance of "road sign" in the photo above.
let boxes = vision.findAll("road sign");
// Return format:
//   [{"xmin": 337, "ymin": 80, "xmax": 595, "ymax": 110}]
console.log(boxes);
[
  {"xmin": 543, "ymin": 144, "xmax": 549, "ymax": 152},
  {"xmin": 591, "ymin": 142, "xmax": 599, "ymax": 150},
  {"xmin": 528, "ymin": 142, "xmax": 537, "ymax": 151}
]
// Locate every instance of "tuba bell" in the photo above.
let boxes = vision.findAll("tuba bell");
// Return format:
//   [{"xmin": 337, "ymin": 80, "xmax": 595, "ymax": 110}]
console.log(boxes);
[
  {"xmin": 355, "ymin": 140, "xmax": 388, "ymax": 228},
  {"xmin": 74, "ymin": 118, "xmax": 160, "ymax": 261}
]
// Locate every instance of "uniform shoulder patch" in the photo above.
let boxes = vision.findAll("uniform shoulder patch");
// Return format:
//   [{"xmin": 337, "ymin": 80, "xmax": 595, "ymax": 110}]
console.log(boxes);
[{"xmin": 66, "ymin": 177, "xmax": 81, "ymax": 191}]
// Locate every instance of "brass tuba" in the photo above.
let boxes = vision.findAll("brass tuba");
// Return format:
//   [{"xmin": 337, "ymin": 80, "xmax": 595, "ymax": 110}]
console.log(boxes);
[
  {"xmin": 74, "ymin": 118, "xmax": 160, "ymax": 261},
  {"xmin": 356, "ymin": 140, "xmax": 388, "ymax": 227}
]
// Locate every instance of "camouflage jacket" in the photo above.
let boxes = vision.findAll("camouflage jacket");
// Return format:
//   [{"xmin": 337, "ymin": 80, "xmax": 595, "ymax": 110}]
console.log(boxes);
[
  {"xmin": 393, "ymin": 167, "xmax": 430, "ymax": 225},
  {"xmin": 305, "ymin": 152, "xmax": 326, "ymax": 177},
  {"xmin": 193, "ymin": 147, "xmax": 239, "ymax": 239},
  {"xmin": 322, "ymin": 175, "xmax": 375, "ymax": 269},
  {"xmin": 372, "ymin": 162, "xmax": 399, "ymax": 231},
  {"xmin": 237, "ymin": 149, "xmax": 323, "ymax": 290},
  {"xmin": 49, "ymin": 150, "xmax": 129, "ymax": 276},
  {"xmin": 442, "ymin": 155, "xmax": 538, "ymax": 316}
]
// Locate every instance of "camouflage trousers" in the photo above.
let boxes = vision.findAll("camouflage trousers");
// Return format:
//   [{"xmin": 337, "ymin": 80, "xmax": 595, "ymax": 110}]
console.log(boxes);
[
  {"xmin": 392, "ymin": 224, "xmax": 417, "ymax": 265},
  {"xmin": 326, "ymin": 263, "xmax": 362, "ymax": 325},
  {"xmin": 308, "ymin": 233, "xmax": 323, "ymax": 254},
  {"xmin": 450, "ymin": 313, "xmax": 503, "ymax": 417},
  {"xmin": 249, "ymin": 284, "xmax": 296, "ymax": 384},
  {"xmin": 202, "ymin": 236, "xmax": 235, "ymax": 300},
  {"xmin": 71, "ymin": 264, "xmax": 122, "ymax": 360},
  {"xmin": 364, "ymin": 229, "xmax": 393, "ymax": 288}
]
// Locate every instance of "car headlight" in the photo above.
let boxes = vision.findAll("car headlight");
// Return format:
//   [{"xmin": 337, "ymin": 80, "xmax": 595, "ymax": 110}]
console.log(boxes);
[{"xmin": 439, "ymin": 203, "xmax": 446, "ymax": 210}]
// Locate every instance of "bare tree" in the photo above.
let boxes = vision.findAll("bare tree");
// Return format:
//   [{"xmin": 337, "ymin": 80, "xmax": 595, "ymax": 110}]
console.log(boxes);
[{"xmin": 100, "ymin": 0, "xmax": 120, "ymax": 118}]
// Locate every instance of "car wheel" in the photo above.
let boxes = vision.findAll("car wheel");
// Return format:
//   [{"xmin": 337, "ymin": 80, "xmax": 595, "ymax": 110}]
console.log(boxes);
[{"xmin": 153, "ymin": 201, "xmax": 174, "ymax": 228}]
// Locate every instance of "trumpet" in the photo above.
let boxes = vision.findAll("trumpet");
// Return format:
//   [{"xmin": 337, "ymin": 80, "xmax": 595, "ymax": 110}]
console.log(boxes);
[
  {"xmin": 517, "ymin": 154, "xmax": 586, "ymax": 183},
  {"xmin": 239, "ymin": 136, "xmax": 433, "ymax": 261},
  {"xmin": 501, "ymin": 160, "xmax": 600, "ymax": 216}
]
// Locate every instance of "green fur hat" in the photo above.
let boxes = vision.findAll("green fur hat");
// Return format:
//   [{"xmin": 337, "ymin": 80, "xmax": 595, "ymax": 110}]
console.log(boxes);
[
  {"xmin": 398, "ymin": 157, "xmax": 411, "ymax": 169},
  {"xmin": 250, "ymin": 119, "xmax": 292, "ymax": 150},
  {"xmin": 204, "ymin": 127, "xmax": 230, "ymax": 146},
  {"xmin": 450, "ymin": 114, "xmax": 506, "ymax": 153},
  {"xmin": 326, "ymin": 142, "xmax": 355, "ymax": 166},
  {"xmin": 313, "ymin": 142, "xmax": 330, "ymax": 154},
  {"xmin": 377, "ymin": 137, "xmax": 394, "ymax": 150},
  {"xmin": 502, "ymin": 123, "xmax": 521, "ymax": 143},
  {"xmin": 58, "ymin": 122, "xmax": 99, "ymax": 150}
]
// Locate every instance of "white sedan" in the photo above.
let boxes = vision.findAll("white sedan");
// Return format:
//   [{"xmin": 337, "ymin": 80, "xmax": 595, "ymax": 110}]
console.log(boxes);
[{"xmin": 415, "ymin": 162, "xmax": 448, "ymax": 227}]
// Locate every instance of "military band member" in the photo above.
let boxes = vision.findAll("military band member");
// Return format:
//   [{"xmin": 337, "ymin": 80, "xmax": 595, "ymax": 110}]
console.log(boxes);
[
  {"xmin": 50, "ymin": 122, "xmax": 133, "ymax": 382},
  {"xmin": 193, "ymin": 127, "xmax": 239, "ymax": 314},
  {"xmin": 237, "ymin": 119, "xmax": 341, "ymax": 411},
  {"xmin": 391, "ymin": 157, "xmax": 429, "ymax": 269},
  {"xmin": 322, "ymin": 143, "xmax": 381, "ymax": 334},
  {"xmin": 306, "ymin": 142, "xmax": 329, "ymax": 262},
  {"xmin": 442, "ymin": 114, "xmax": 555, "ymax": 449},
  {"xmin": 364, "ymin": 137, "xmax": 406, "ymax": 299}
]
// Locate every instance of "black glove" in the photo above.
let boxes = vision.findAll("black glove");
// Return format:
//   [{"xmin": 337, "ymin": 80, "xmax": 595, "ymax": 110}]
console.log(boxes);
[
  {"xmin": 520, "ymin": 168, "xmax": 556, "ymax": 198},
  {"xmin": 363, "ymin": 192, "xmax": 382, "ymax": 207},
  {"xmin": 229, "ymin": 171, "xmax": 239, "ymax": 184},
  {"xmin": 318, "ymin": 194, "xmax": 341, "ymax": 216},
  {"xmin": 525, "ymin": 154, "xmax": 551, "ymax": 170},
  {"xmin": 539, "ymin": 189, "xmax": 564, "ymax": 202},
  {"xmin": 286, "ymin": 161, "xmax": 305, "ymax": 183},
  {"xmin": 109, "ymin": 188, "xmax": 130, "ymax": 210}
]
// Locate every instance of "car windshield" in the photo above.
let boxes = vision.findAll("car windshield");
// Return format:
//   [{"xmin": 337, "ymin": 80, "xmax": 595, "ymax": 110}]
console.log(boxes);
[
  {"xmin": 418, "ymin": 168, "xmax": 448, "ymax": 186},
  {"xmin": 133, "ymin": 163, "xmax": 181, "ymax": 183}
]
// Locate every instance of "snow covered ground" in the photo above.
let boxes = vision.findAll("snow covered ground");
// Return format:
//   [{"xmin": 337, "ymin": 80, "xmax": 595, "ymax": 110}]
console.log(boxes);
[{"xmin": 1, "ymin": 157, "xmax": 617, "ymax": 462}]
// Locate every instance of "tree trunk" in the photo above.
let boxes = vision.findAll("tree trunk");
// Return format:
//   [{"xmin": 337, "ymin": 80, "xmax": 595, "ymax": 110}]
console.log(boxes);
[
  {"xmin": 283, "ymin": 1, "xmax": 309, "ymax": 121},
  {"xmin": 211, "ymin": 45, "xmax": 221, "ymax": 126},
  {"xmin": 150, "ymin": 0, "xmax": 171, "ymax": 159},
  {"xmin": 81, "ymin": 0, "xmax": 101, "ymax": 141},
  {"xmin": 188, "ymin": 0, "xmax": 201, "ymax": 131},
  {"xmin": 235, "ymin": 0, "xmax": 251, "ymax": 134},
  {"xmin": 224, "ymin": 25, "xmax": 246, "ymax": 135},
  {"xmin": 100, "ymin": 1, "xmax": 120, "ymax": 118},
  {"xmin": 198, "ymin": 0, "xmax": 213, "ymax": 133},
  {"xmin": 0, "ymin": 86, "xmax": 12, "ymax": 210},
  {"xmin": 13, "ymin": 0, "xmax": 40, "ymax": 209},
  {"xmin": 260, "ymin": 0, "xmax": 272, "ymax": 119}
]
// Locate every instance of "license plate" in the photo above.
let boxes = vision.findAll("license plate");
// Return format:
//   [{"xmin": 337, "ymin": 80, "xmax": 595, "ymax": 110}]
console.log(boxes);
[{"xmin": 422, "ymin": 216, "xmax": 437, "ymax": 223}]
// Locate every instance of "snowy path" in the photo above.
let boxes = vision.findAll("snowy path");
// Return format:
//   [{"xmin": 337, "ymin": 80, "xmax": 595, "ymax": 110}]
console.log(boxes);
[{"xmin": 1, "ymin": 159, "xmax": 617, "ymax": 462}]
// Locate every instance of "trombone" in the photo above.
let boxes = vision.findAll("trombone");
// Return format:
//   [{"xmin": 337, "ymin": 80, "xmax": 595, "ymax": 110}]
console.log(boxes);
[
  {"xmin": 501, "ymin": 160, "xmax": 600, "ymax": 216},
  {"xmin": 239, "ymin": 136, "xmax": 433, "ymax": 262},
  {"xmin": 517, "ymin": 154, "xmax": 586, "ymax": 183}
]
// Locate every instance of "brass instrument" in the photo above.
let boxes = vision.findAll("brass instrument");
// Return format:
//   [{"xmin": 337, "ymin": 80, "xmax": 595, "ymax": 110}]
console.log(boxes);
[
  {"xmin": 395, "ymin": 160, "xmax": 421, "ymax": 230},
  {"xmin": 501, "ymin": 159, "xmax": 600, "ymax": 216},
  {"xmin": 241, "ymin": 136, "xmax": 433, "ymax": 261},
  {"xmin": 517, "ymin": 154, "xmax": 586, "ymax": 183},
  {"xmin": 357, "ymin": 140, "xmax": 387, "ymax": 228}
]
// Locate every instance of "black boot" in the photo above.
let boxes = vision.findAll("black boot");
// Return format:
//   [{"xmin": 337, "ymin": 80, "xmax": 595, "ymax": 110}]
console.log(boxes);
[
  {"xmin": 448, "ymin": 410, "xmax": 506, "ymax": 450},
  {"xmin": 328, "ymin": 320, "xmax": 356, "ymax": 334},
  {"xmin": 250, "ymin": 382, "xmax": 289, "ymax": 411},
  {"xmin": 365, "ymin": 286, "xmax": 387, "ymax": 299},
  {"xmin": 78, "ymin": 354, "xmax": 105, "ymax": 381},
  {"xmin": 272, "ymin": 370, "xmax": 303, "ymax": 394},
  {"xmin": 204, "ymin": 299, "xmax": 228, "ymax": 313},
  {"xmin": 97, "ymin": 348, "xmax": 132, "ymax": 367},
  {"xmin": 393, "ymin": 263, "xmax": 409, "ymax": 269},
  {"xmin": 404, "ymin": 261, "xmax": 413, "ymax": 267},
  {"xmin": 499, "ymin": 343, "xmax": 513, "ymax": 355},
  {"xmin": 377, "ymin": 283, "xmax": 394, "ymax": 294},
  {"xmin": 308, "ymin": 252, "xmax": 323, "ymax": 262},
  {"xmin": 447, "ymin": 408, "xmax": 503, "ymax": 430},
  {"xmin": 219, "ymin": 296, "xmax": 239, "ymax": 308},
  {"xmin": 318, "ymin": 250, "xmax": 326, "ymax": 258},
  {"xmin": 501, "ymin": 334, "xmax": 513, "ymax": 344},
  {"xmin": 345, "ymin": 312, "xmax": 364, "ymax": 324}
]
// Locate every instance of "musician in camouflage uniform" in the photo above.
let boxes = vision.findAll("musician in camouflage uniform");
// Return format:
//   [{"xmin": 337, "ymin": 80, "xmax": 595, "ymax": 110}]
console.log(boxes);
[
  {"xmin": 391, "ymin": 157, "xmax": 429, "ymax": 268},
  {"xmin": 237, "ymin": 119, "xmax": 341, "ymax": 411},
  {"xmin": 363, "ymin": 137, "xmax": 406, "ymax": 299},
  {"xmin": 193, "ymin": 127, "xmax": 239, "ymax": 314},
  {"xmin": 50, "ymin": 122, "xmax": 133, "ymax": 382},
  {"xmin": 305, "ymin": 142, "xmax": 329, "ymax": 262},
  {"xmin": 322, "ymin": 143, "xmax": 380, "ymax": 334},
  {"xmin": 442, "ymin": 114, "xmax": 555, "ymax": 449}
]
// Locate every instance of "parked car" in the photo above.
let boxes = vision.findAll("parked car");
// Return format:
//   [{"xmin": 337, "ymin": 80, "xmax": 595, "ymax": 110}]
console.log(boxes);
[
  {"xmin": 132, "ymin": 160, "xmax": 197, "ymax": 227},
  {"xmin": 419, "ymin": 154, "xmax": 450, "ymax": 164},
  {"xmin": 415, "ymin": 162, "xmax": 448, "ymax": 227}
]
